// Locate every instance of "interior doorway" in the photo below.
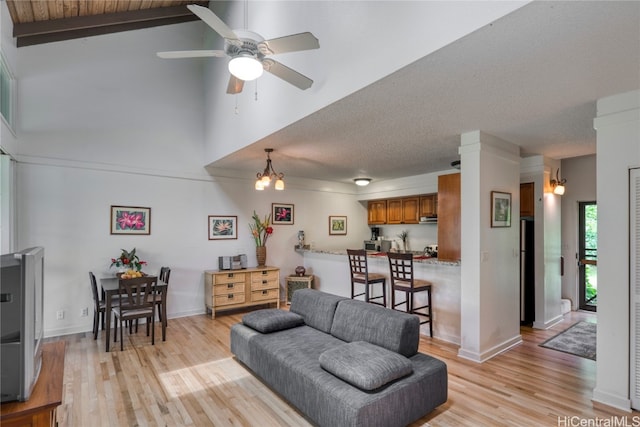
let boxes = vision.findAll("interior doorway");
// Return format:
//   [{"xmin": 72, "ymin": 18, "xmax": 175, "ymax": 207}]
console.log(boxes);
[{"xmin": 578, "ymin": 201, "xmax": 597, "ymax": 311}]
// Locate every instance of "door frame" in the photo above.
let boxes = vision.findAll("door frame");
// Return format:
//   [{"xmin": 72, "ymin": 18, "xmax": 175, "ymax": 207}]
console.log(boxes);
[{"xmin": 578, "ymin": 201, "xmax": 597, "ymax": 312}]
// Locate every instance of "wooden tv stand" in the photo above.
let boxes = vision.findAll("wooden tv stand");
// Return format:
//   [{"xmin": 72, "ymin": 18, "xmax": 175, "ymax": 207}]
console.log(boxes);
[{"xmin": 1, "ymin": 341, "xmax": 65, "ymax": 427}]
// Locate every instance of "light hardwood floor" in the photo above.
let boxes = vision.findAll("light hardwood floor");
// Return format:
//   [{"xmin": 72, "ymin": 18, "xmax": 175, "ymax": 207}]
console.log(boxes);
[{"xmin": 48, "ymin": 309, "xmax": 637, "ymax": 426}]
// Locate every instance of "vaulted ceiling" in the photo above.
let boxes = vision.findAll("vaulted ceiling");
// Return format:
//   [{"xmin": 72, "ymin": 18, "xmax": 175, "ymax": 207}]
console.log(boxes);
[{"xmin": 4, "ymin": 1, "xmax": 640, "ymax": 185}]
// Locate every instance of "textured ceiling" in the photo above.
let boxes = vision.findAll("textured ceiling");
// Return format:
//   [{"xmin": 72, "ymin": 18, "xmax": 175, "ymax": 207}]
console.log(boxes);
[{"xmin": 208, "ymin": 1, "xmax": 640, "ymax": 184}]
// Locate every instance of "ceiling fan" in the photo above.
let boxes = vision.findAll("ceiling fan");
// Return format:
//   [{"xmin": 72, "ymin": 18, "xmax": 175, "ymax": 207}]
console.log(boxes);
[{"xmin": 157, "ymin": 4, "xmax": 319, "ymax": 94}]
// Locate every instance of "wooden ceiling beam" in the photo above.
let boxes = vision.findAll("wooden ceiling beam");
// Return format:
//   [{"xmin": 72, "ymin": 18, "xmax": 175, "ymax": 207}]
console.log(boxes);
[{"xmin": 13, "ymin": 4, "xmax": 201, "ymax": 47}]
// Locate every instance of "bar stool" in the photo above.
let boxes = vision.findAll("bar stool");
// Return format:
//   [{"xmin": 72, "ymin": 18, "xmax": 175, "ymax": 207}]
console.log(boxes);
[
  {"xmin": 347, "ymin": 249, "xmax": 387, "ymax": 307},
  {"xmin": 387, "ymin": 252, "xmax": 433, "ymax": 337}
]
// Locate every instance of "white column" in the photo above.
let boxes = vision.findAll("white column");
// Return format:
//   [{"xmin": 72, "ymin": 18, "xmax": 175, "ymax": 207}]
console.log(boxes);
[
  {"xmin": 592, "ymin": 89, "xmax": 640, "ymax": 411},
  {"xmin": 458, "ymin": 131, "xmax": 522, "ymax": 362}
]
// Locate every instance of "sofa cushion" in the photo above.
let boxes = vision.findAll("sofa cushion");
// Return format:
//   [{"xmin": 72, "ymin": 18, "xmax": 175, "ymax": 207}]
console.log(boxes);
[
  {"xmin": 319, "ymin": 341, "xmax": 414, "ymax": 391},
  {"xmin": 290, "ymin": 289, "xmax": 347, "ymax": 333},
  {"xmin": 242, "ymin": 309, "xmax": 304, "ymax": 333},
  {"xmin": 331, "ymin": 299, "xmax": 420, "ymax": 357}
]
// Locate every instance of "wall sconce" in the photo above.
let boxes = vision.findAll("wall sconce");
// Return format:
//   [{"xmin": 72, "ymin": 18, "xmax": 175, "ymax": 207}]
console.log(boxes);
[
  {"xmin": 353, "ymin": 178, "xmax": 371, "ymax": 186},
  {"xmin": 550, "ymin": 168, "xmax": 566, "ymax": 195},
  {"xmin": 255, "ymin": 148, "xmax": 284, "ymax": 191}
]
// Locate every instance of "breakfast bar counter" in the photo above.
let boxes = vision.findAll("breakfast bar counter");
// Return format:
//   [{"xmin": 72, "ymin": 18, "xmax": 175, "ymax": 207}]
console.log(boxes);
[{"xmin": 298, "ymin": 249, "xmax": 461, "ymax": 344}]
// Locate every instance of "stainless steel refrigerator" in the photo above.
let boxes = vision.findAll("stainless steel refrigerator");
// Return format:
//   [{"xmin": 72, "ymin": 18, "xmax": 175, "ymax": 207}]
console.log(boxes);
[{"xmin": 520, "ymin": 219, "xmax": 535, "ymax": 325}]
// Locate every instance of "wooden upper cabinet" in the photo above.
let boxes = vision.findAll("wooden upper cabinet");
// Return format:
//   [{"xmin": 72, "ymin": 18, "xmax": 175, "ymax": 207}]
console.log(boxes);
[
  {"xmin": 387, "ymin": 199, "xmax": 403, "ymax": 224},
  {"xmin": 437, "ymin": 173, "xmax": 461, "ymax": 261},
  {"xmin": 419, "ymin": 194, "xmax": 438, "ymax": 218},
  {"xmin": 386, "ymin": 198, "xmax": 419, "ymax": 224},
  {"xmin": 368, "ymin": 200, "xmax": 387, "ymax": 225},
  {"xmin": 520, "ymin": 182, "xmax": 535, "ymax": 218},
  {"xmin": 401, "ymin": 197, "xmax": 419, "ymax": 224}
]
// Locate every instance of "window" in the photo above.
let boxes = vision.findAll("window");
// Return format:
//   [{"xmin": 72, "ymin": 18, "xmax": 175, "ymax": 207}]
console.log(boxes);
[{"xmin": 0, "ymin": 52, "xmax": 16, "ymax": 131}]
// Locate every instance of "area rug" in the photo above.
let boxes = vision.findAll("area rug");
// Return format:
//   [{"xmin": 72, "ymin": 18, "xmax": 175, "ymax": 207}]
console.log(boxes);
[{"xmin": 540, "ymin": 321, "xmax": 596, "ymax": 360}]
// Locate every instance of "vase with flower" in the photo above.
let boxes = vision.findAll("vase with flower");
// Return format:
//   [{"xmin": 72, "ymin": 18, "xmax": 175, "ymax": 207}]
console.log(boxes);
[
  {"xmin": 249, "ymin": 211, "xmax": 273, "ymax": 267},
  {"xmin": 110, "ymin": 248, "xmax": 147, "ymax": 274}
]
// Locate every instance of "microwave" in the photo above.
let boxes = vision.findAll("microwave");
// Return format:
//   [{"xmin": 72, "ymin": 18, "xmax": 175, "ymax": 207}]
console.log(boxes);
[{"xmin": 364, "ymin": 240, "xmax": 379, "ymax": 251}]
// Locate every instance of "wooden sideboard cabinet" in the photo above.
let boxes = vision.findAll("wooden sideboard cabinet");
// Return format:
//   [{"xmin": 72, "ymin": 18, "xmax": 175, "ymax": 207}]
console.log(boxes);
[{"xmin": 204, "ymin": 266, "xmax": 280, "ymax": 318}]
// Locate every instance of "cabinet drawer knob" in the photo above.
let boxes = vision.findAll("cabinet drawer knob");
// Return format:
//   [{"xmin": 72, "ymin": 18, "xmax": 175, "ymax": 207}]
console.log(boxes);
[
  {"xmin": 262, "ymin": 280, "xmax": 268, "ymax": 284},
  {"xmin": 227, "ymin": 283, "xmax": 234, "ymax": 289},
  {"xmin": 227, "ymin": 273, "xmax": 234, "ymax": 278},
  {"xmin": 228, "ymin": 294, "xmax": 234, "ymax": 299},
  {"xmin": 262, "ymin": 290, "xmax": 268, "ymax": 295},
  {"xmin": 261, "ymin": 271, "xmax": 268, "ymax": 275}
]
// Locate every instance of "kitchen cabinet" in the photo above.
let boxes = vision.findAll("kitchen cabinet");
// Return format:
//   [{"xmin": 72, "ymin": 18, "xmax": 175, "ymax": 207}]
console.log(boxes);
[
  {"xmin": 437, "ymin": 173, "xmax": 461, "ymax": 261},
  {"xmin": 520, "ymin": 182, "xmax": 535, "ymax": 217},
  {"xmin": 367, "ymin": 200, "xmax": 387, "ymax": 225},
  {"xmin": 419, "ymin": 194, "xmax": 438, "ymax": 218},
  {"xmin": 387, "ymin": 197, "xmax": 419, "ymax": 224}
]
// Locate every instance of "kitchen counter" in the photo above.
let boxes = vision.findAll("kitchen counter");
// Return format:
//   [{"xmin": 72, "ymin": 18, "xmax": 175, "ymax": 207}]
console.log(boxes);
[
  {"xmin": 298, "ymin": 248, "xmax": 460, "ymax": 266},
  {"xmin": 298, "ymin": 248, "xmax": 461, "ymax": 344}
]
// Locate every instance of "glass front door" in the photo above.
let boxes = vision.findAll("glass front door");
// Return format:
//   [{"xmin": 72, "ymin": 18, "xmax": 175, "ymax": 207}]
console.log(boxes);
[{"xmin": 578, "ymin": 201, "xmax": 597, "ymax": 311}]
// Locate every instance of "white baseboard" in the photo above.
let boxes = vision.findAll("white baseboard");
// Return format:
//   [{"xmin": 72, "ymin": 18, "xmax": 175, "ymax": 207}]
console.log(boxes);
[
  {"xmin": 458, "ymin": 334, "xmax": 523, "ymax": 363},
  {"xmin": 592, "ymin": 388, "xmax": 632, "ymax": 413}
]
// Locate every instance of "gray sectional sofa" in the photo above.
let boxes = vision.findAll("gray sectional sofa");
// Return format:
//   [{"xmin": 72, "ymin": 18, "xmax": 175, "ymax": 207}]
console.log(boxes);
[{"xmin": 230, "ymin": 288, "xmax": 448, "ymax": 427}]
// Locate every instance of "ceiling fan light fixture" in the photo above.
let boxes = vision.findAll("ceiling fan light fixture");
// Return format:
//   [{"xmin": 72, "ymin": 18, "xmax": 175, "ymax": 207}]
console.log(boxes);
[
  {"xmin": 228, "ymin": 54, "xmax": 263, "ymax": 81},
  {"xmin": 354, "ymin": 178, "xmax": 372, "ymax": 186}
]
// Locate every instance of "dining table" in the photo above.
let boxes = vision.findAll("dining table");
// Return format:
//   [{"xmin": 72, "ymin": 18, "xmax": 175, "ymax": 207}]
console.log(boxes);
[{"xmin": 100, "ymin": 274, "xmax": 167, "ymax": 352}]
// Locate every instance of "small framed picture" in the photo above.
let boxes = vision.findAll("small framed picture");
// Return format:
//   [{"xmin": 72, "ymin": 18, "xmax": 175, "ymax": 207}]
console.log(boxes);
[
  {"xmin": 491, "ymin": 191, "xmax": 512, "ymax": 228},
  {"xmin": 208, "ymin": 215, "xmax": 238, "ymax": 240},
  {"xmin": 329, "ymin": 215, "xmax": 347, "ymax": 235},
  {"xmin": 110, "ymin": 205, "xmax": 151, "ymax": 235},
  {"xmin": 272, "ymin": 203, "xmax": 294, "ymax": 225}
]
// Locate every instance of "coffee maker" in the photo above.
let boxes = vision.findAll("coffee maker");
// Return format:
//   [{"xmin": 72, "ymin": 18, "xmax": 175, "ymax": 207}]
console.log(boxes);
[{"xmin": 370, "ymin": 227, "xmax": 380, "ymax": 240}]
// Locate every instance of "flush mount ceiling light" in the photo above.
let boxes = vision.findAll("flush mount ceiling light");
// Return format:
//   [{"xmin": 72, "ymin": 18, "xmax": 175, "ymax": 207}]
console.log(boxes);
[
  {"xmin": 255, "ymin": 148, "xmax": 284, "ymax": 191},
  {"xmin": 228, "ymin": 52, "xmax": 264, "ymax": 81},
  {"xmin": 550, "ymin": 168, "xmax": 567, "ymax": 195},
  {"xmin": 354, "ymin": 178, "xmax": 372, "ymax": 186}
]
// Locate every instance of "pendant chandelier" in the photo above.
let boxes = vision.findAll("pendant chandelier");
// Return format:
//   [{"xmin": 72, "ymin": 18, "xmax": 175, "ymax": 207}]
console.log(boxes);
[{"xmin": 255, "ymin": 148, "xmax": 284, "ymax": 190}]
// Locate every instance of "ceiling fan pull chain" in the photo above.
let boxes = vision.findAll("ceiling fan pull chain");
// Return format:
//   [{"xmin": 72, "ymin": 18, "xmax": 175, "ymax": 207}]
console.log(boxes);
[
  {"xmin": 244, "ymin": 0, "xmax": 249, "ymax": 30},
  {"xmin": 235, "ymin": 95, "xmax": 239, "ymax": 115},
  {"xmin": 255, "ymin": 80, "xmax": 259, "ymax": 101}
]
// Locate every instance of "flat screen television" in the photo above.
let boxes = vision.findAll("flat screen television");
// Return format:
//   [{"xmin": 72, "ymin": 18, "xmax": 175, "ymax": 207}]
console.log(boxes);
[{"xmin": 0, "ymin": 246, "xmax": 45, "ymax": 402}]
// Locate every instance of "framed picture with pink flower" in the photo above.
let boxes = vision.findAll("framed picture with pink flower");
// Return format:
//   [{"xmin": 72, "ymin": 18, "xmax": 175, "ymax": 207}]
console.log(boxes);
[
  {"xmin": 272, "ymin": 203, "xmax": 294, "ymax": 225},
  {"xmin": 110, "ymin": 205, "xmax": 151, "ymax": 235},
  {"xmin": 208, "ymin": 215, "xmax": 238, "ymax": 240}
]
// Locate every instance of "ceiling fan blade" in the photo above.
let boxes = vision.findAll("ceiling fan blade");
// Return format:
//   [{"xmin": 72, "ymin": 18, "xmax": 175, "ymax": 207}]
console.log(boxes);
[
  {"xmin": 157, "ymin": 50, "xmax": 226, "ymax": 59},
  {"xmin": 187, "ymin": 4, "xmax": 238, "ymax": 41},
  {"xmin": 262, "ymin": 59, "xmax": 313, "ymax": 90},
  {"xmin": 259, "ymin": 32, "xmax": 320, "ymax": 55},
  {"xmin": 227, "ymin": 75, "xmax": 244, "ymax": 94}
]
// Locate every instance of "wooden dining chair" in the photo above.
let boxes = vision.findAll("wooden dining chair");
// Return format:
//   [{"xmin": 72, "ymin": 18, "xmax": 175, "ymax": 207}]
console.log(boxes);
[
  {"xmin": 387, "ymin": 252, "xmax": 433, "ymax": 337},
  {"xmin": 347, "ymin": 249, "xmax": 387, "ymax": 307},
  {"xmin": 112, "ymin": 276, "xmax": 157, "ymax": 351},
  {"xmin": 89, "ymin": 272, "xmax": 105, "ymax": 340}
]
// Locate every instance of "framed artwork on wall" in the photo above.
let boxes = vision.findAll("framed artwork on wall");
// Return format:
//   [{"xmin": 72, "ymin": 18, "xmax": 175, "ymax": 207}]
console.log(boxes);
[
  {"xmin": 208, "ymin": 215, "xmax": 238, "ymax": 240},
  {"xmin": 329, "ymin": 215, "xmax": 347, "ymax": 235},
  {"xmin": 110, "ymin": 205, "xmax": 151, "ymax": 235},
  {"xmin": 491, "ymin": 191, "xmax": 512, "ymax": 228},
  {"xmin": 272, "ymin": 203, "xmax": 294, "ymax": 225}
]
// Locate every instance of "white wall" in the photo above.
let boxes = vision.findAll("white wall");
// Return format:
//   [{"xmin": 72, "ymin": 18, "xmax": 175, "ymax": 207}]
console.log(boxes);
[
  {"xmin": 560, "ymin": 154, "xmax": 596, "ymax": 309},
  {"xmin": 17, "ymin": 159, "xmax": 365, "ymax": 336},
  {"xmin": 592, "ymin": 89, "xmax": 640, "ymax": 411},
  {"xmin": 203, "ymin": 1, "xmax": 529, "ymax": 165}
]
